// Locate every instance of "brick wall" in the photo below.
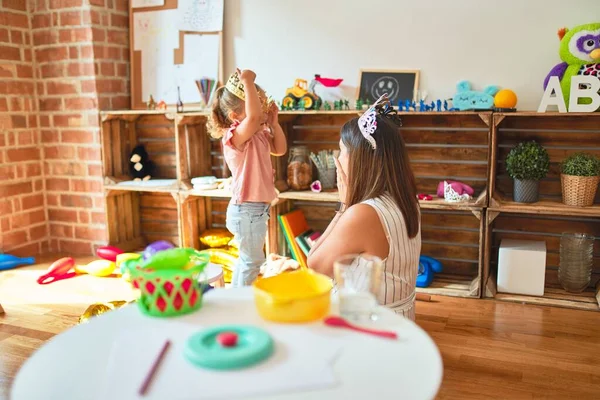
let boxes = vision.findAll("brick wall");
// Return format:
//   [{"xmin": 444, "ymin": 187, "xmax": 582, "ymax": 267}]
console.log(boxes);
[
  {"xmin": 0, "ymin": 1, "xmax": 48, "ymax": 257},
  {"xmin": 0, "ymin": 0, "xmax": 130, "ymax": 257}
]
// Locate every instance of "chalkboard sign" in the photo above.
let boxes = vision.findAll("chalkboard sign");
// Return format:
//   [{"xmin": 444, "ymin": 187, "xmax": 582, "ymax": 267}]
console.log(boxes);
[{"xmin": 357, "ymin": 69, "xmax": 420, "ymax": 105}]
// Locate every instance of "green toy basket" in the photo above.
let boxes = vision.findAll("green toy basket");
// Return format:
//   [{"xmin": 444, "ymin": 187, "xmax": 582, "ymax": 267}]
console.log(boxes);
[{"xmin": 129, "ymin": 249, "xmax": 210, "ymax": 317}]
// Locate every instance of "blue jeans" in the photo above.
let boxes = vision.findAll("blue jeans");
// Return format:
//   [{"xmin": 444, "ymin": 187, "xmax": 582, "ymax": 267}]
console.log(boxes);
[{"xmin": 226, "ymin": 201, "xmax": 270, "ymax": 287}]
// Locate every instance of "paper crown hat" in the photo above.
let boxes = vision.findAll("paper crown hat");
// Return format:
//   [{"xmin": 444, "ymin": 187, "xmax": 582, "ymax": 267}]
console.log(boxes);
[
  {"xmin": 224, "ymin": 70, "xmax": 274, "ymax": 112},
  {"xmin": 225, "ymin": 71, "xmax": 245, "ymax": 100}
]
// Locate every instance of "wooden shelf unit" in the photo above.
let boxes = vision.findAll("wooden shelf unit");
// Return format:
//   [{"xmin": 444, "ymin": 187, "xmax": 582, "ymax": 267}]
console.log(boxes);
[
  {"xmin": 484, "ymin": 113, "xmax": 600, "ymax": 311},
  {"xmin": 99, "ymin": 109, "xmax": 600, "ymax": 309}
]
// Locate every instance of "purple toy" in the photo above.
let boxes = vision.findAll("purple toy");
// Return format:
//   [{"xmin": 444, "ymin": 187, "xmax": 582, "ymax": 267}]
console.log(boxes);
[
  {"xmin": 143, "ymin": 240, "xmax": 175, "ymax": 260},
  {"xmin": 436, "ymin": 180, "xmax": 475, "ymax": 198}
]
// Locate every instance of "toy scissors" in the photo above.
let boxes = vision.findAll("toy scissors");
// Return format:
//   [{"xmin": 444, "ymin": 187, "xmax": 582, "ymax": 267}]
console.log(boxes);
[{"xmin": 37, "ymin": 257, "xmax": 77, "ymax": 284}]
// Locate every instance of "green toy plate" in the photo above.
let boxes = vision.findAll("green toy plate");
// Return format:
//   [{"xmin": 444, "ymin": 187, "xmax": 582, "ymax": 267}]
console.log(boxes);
[{"xmin": 184, "ymin": 325, "xmax": 274, "ymax": 370}]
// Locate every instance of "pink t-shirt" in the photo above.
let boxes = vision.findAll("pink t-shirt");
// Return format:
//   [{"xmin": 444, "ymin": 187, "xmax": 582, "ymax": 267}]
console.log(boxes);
[{"xmin": 222, "ymin": 121, "xmax": 277, "ymax": 204}]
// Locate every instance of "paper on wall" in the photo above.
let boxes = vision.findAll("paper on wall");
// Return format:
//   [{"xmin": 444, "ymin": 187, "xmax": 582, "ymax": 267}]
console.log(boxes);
[
  {"xmin": 131, "ymin": 0, "xmax": 165, "ymax": 8},
  {"xmin": 133, "ymin": 3, "xmax": 222, "ymax": 105},
  {"xmin": 179, "ymin": 0, "xmax": 224, "ymax": 32}
]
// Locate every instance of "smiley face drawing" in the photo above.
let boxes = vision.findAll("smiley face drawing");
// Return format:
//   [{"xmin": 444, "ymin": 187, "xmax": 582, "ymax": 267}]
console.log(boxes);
[{"xmin": 371, "ymin": 76, "xmax": 399, "ymax": 101}]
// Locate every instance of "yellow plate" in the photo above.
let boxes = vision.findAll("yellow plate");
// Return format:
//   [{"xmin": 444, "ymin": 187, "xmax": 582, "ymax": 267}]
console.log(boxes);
[{"xmin": 252, "ymin": 269, "xmax": 332, "ymax": 323}]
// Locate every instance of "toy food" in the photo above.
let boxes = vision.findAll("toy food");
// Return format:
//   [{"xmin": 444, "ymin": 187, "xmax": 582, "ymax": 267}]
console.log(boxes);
[
  {"xmin": 75, "ymin": 260, "xmax": 116, "ymax": 277},
  {"xmin": 96, "ymin": 245, "xmax": 124, "ymax": 262},
  {"xmin": 116, "ymin": 252, "xmax": 142, "ymax": 270},
  {"xmin": 129, "ymin": 144, "xmax": 156, "ymax": 181},
  {"xmin": 494, "ymin": 89, "xmax": 518, "ymax": 109},
  {"xmin": 78, "ymin": 300, "xmax": 130, "ymax": 324},
  {"xmin": 253, "ymin": 269, "xmax": 332, "ymax": 323},
  {"xmin": 199, "ymin": 229, "xmax": 233, "ymax": 248},
  {"xmin": 143, "ymin": 240, "xmax": 175, "ymax": 260},
  {"xmin": 544, "ymin": 23, "xmax": 600, "ymax": 109},
  {"xmin": 452, "ymin": 80, "xmax": 499, "ymax": 110}
]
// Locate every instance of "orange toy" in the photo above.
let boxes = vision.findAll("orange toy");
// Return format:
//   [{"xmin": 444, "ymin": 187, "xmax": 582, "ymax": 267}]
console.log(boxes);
[{"xmin": 494, "ymin": 89, "xmax": 518, "ymax": 109}]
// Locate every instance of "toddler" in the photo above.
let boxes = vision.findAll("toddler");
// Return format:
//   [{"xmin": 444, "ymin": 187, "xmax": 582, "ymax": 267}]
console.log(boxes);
[{"xmin": 207, "ymin": 69, "xmax": 287, "ymax": 287}]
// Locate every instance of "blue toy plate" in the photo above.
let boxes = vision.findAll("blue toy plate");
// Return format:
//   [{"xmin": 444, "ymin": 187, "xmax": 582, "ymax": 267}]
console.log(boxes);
[{"xmin": 184, "ymin": 325, "xmax": 274, "ymax": 370}]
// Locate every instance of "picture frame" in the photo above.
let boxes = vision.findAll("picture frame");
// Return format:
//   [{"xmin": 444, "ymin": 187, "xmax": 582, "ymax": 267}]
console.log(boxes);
[{"xmin": 357, "ymin": 69, "xmax": 420, "ymax": 106}]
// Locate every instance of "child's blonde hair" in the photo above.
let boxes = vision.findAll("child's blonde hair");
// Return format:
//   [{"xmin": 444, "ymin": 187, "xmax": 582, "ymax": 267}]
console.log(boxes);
[{"xmin": 206, "ymin": 84, "xmax": 264, "ymax": 139}]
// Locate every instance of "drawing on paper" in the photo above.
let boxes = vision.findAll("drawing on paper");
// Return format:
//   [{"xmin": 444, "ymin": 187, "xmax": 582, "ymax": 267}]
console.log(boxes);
[{"xmin": 180, "ymin": 0, "xmax": 224, "ymax": 32}]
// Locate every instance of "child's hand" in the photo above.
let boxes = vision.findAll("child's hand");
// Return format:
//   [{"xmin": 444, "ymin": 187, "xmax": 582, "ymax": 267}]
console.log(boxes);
[
  {"xmin": 267, "ymin": 102, "xmax": 279, "ymax": 126},
  {"xmin": 236, "ymin": 68, "xmax": 256, "ymax": 83}
]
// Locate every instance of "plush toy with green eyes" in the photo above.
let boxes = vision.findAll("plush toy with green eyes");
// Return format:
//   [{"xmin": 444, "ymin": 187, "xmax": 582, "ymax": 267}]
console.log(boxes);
[{"xmin": 543, "ymin": 22, "xmax": 600, "ymax": 108}]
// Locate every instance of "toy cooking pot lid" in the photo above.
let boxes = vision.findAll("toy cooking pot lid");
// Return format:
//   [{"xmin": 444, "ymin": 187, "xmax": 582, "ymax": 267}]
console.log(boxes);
[{"xmin": 184, "ymin": 325, "xmax": 274, "ymax": 370}]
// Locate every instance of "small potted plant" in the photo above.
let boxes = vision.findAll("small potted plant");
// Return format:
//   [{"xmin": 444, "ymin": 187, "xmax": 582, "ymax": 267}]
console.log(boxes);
[
  {"xmin": 505, "ymin": 140, "xmax": 550, "ymax": 203},
  {"xmin": 560, "ymin": 152, "xmax": 600, "ymax": 207}
]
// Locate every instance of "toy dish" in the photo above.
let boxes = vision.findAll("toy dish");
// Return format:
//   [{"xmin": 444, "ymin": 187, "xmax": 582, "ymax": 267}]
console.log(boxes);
[
  {"xmin": 184, "ymin": 325, "xmax": 273, "ymax": 370},
  {"xmin": 252, "ymin": 269, "xmax": 332, "ymax": 323}
]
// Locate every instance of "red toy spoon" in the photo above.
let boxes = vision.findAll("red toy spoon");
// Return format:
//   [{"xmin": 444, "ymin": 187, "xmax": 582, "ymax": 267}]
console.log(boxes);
[{"xmin": 324, "ymin": 316, "xmax": 398, "ymax": 340}]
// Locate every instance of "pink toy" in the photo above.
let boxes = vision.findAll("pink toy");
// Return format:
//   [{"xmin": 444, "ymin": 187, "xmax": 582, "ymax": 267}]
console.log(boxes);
[
  {"xmin": 37, "ymin": 257, "xmax": 76, "ymax": 284},
  {"xmin": 436, "ymin": 180, "xmax": 474, "ymax": 198},
  {"xmin": 96, "ymin": 245, "xmax": 124, "ymax": 262}
]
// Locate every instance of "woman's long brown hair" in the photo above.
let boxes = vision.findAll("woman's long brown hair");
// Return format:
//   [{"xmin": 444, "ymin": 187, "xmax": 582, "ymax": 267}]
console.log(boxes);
[{"xmin": 340, "ymin": 115, "xmax": 420, "ymax": 238}]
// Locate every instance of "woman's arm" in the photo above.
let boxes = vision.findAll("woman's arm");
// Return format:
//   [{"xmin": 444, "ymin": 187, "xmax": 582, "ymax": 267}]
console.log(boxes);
[
  {"xmin": 307, "ymin": 204, "xmax": 388, "ymax": 277},
  {"xmin": 230, "ymin": 69, "xmax": 262, "ymax": 149},
  {"xmin": 308, "ymin": 210, "xmax": 342, "ymax": 257}
]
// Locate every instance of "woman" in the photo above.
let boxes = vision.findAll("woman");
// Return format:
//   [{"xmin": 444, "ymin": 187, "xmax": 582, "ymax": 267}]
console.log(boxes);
[{"xmin": 307, "ymin": 94, "xmax": 421, "ymax": 320}]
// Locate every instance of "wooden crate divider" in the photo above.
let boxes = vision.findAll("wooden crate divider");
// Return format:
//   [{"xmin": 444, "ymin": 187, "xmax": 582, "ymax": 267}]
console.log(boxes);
[
  {"xmin": 103, "ymin": 189, "xmax": 181, "ymax": 252},
  {"xmin": 99, "ymin": 109, "xmax": 600, "ymax": 310},
  {"xmin": 100, "ymin": 111, "xmax": 179, "ymax": 192},
  {"xmin": 485, "ymin": 112, "xmax": 600, "ymax": 311}
]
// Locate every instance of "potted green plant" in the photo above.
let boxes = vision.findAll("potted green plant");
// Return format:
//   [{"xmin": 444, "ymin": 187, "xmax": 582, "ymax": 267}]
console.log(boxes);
[
  {"xmin": 560, "ymin": 152, "xmax": 600, "ymax": 207},
  {"xmin": 505, "ymin": 140, "xmax": 550, "ymax": 203}
]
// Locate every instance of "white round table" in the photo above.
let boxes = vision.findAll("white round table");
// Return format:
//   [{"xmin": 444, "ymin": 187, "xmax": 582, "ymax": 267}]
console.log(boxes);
[{"xmin": 11, "ymin": 288, "xmax": 443, "ymax": 400}]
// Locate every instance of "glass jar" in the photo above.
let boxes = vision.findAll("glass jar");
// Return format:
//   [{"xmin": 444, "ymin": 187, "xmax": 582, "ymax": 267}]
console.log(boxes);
[
  {"xmin": 558, "ymin": 232, "xmax": 594, "ymax": 293},
  {"xmin": 287, "ymin": 146, "xmax": 312, "ymax": 190}
]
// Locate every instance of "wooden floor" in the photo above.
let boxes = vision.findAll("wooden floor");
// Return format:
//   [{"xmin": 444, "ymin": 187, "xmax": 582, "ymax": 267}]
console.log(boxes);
[{"xmin": 1, "ymin": 256, "xmax": 600, "ymax": 400}]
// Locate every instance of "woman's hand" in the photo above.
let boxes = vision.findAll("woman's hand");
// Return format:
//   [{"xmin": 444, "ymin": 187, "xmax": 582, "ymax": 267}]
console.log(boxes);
[
  {"xmin": 334, "ymin": 157, "xmax": 348, "ymax": 205},
  {"xmin": 236, "ymin": 68, "xmax": 256, "ymax": 83}
]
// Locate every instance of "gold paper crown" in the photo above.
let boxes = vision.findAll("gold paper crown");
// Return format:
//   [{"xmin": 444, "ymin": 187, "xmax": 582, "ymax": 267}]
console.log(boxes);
[{"xmin": 225, "ymin": 71, "xmax": 245, "ymax": 100}]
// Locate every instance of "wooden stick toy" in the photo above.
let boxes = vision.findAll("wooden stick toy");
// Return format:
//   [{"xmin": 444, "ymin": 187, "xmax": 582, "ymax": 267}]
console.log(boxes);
[{"xmin": 139, "ymin": 339, "xmax": 171, "ymax": 396}]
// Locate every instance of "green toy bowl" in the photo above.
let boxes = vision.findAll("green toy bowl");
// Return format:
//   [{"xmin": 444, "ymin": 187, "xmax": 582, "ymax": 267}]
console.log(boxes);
[{"xmin": 129, "ymin": 248, "xmax": 210, "ymax": 317}]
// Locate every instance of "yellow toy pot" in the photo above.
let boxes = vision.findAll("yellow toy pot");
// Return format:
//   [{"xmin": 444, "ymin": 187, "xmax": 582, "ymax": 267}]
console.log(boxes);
[{"xmin": 252, "ymin": 269, "xmax": 333, "ymax": 323}]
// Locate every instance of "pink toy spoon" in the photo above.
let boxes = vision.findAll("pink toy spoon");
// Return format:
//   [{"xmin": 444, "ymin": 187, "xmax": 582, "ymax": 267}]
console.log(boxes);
[{"xmin": 324, "ymin": 316, "xmax": 398, "ymax": 340}]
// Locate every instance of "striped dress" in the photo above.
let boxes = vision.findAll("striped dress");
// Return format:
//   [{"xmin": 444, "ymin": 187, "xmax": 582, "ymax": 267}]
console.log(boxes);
[{"xmin": 362, "ymin": 194, "xmax": 421, "ymax": 320}]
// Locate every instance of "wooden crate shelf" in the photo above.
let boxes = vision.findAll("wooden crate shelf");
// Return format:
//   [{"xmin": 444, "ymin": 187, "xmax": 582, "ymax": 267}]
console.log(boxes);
[
  {"xmin": 484, "ymin": 211, "xmax": 600, "ymax": 311},
  {"xmin": 484, "ymin": 112, "xmax": 600, "ymax": 311},
  {"xmin": 490, "ymin": 193, "xmax": 600, "ymax": 218},
  {"xmin": 490, "ymin": 112, "xmax": 600, "ymax": 209},
  {"xmin": 105, "ymin": 191, "xmax": 181, "ymax": 252},
  {"xmin": 100, "ymin": 111, "xmax": 182, "ymax": 191}
]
